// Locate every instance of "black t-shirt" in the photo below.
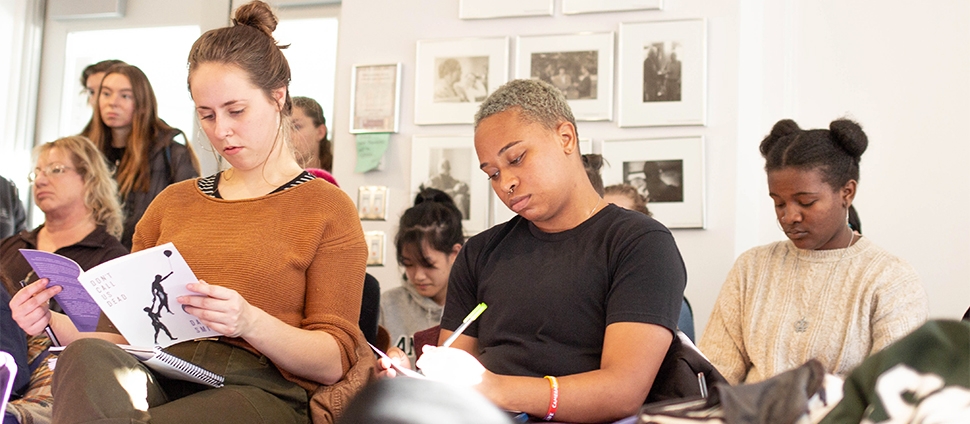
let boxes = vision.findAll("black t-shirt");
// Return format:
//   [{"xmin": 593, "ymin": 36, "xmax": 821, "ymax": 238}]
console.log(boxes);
[{"xmin": 441, "ymin": 204, "xmax": 686, "ymax": 377}]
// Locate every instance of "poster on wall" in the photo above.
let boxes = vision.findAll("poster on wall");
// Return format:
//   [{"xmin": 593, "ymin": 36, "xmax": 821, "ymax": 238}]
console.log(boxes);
[
  {"xmin": 617, "ymin": 19, "xmax": 707, "ymax": 127},
  {"xmin": 350, "ymin": 63, "xmax": 401, "ymax": 133},
  {"xmin": 601, "ymin": 137, "xmax": 705, "ymax": 229},
  {"xmin": 459, "ymin": 0, "xmax": 553, "ymax": 20},
  {"xmin": 563, "ymin": 0, "xmax": 663, "ymax": 15},
  {"xmin": 414, "ymin": 37, "xmax": 510, "ymax": 125},
  {"xmin": 410, "ymin": 135, "xmax": 489, "ymax": 235},
  {"xmin": 515, "ymin": 32, "xmax": 615, "ymax": 121}
]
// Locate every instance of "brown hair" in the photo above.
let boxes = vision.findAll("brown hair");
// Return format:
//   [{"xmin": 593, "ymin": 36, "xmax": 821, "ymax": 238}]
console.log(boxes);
[
  {"xmin": 292, "ymin": 96, "xmax": 332, "ymax": 171},
  {"xmin": 604, "ymin": 183, "xmax": 652, "ymax": 216},
  {"xmin": 187, "ymin": 1, "xmax": 292, "ymax": 116},
  {"xmin": 86, "ymin": 64, "xmax": 195, "ymax": 198}
]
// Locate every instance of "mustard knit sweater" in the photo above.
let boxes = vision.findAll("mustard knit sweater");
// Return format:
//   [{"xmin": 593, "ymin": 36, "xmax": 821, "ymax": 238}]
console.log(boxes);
[
  {"xmin": 132, "ymin": 177, "xmax": 368, "ymax": 391},
  {"xmin": 699, "ymin": 236, "xmax": 928, "ymax": 385}
]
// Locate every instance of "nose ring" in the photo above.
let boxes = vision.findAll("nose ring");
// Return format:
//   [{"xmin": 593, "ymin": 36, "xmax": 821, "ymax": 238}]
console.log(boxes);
[{"xmin": 508, "ymin": 187, "xmax": 514, "ymax": 196}]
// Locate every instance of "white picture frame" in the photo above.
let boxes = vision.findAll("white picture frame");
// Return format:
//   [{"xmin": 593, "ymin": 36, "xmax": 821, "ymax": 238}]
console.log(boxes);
[
  {"xmin": 516, "ymin": 32, "xmax": 615, "ymax": 121},
  {"xmin": 618, "ymin": 19, "xmax": 707, "ymax": 127},
  {"xmin": 350, "ymin": 63, "xmax": 402, "ymax": 133},
  {"xmin": 410, "ymin": 135, "xmax": 489, "ymax": 235},
  {"xmin": 459, "ymin": 0, "xmax": 553, "ymax": 20},
  {"xmin": 563, "ymin": 0, "xmax": 663, "ymax": 15},
  {"xmin": 601, "ymin": 137, "xmax": 705, "ymax": 229},
  {"xmin": 415, "ymin": 37, "xmax": 510, "ymax": 125}
]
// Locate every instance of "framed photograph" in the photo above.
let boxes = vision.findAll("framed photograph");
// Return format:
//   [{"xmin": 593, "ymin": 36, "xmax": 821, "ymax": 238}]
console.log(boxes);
[
  {"xmin": 601, "ymin": 137, "xmax": 705, "ymax": 229},
  {"xmin": 415, "ymin": 37, "xmax": 510, "ymax": 125},
  {"xmin": 410, "ymin": 136, "xmax": 489, "ymax": 235},
  {"xmin": 563, "ymin": 0, "xmax": 663, "ymax": 15},
  {"xmin": 357, "ymin": 186, "xmax": 389, "ymax": 221},
  {"xmin": 516, "ymin": 32, "xmax": 614, "ymax": 121},
  {"xmin": 459, "ymin": 0, "xmax": 553, "ymax": 20},
  {"xmin": 350, "ymin": 63, "xmax": 402, "ymax": 133},
  {"xmin": 618, "ymin": 19, "xmax": 707, "ymax": 127},
  {"xmin": 365, "ymin": 231, "xmax": 385, "ymax": 266}
]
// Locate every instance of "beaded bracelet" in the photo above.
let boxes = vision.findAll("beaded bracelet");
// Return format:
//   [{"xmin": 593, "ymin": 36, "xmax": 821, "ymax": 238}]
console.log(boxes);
[{"xmin": 543, "ymin": 375, "xmax": 560, "ymax": 421}]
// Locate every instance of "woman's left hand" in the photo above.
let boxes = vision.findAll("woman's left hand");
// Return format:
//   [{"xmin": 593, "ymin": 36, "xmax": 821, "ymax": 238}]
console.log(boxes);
[{"xmin": 178, "ymin": 279, "xmax": 258, "ymax": 338}]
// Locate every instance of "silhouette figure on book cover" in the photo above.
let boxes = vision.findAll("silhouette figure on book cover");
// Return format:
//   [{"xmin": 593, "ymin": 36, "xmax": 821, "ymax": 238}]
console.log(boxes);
[
  {"xmin": 144, "ymin": 306, "xmax": 177, "ymax": 344},
  {"xmin": 151, "ymin": 272, "xmax": 175, "ymax": 315}
]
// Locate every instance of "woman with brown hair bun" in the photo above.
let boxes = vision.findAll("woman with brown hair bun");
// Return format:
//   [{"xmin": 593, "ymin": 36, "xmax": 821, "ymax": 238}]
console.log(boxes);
[{"xmin": 48, "ymin": 2, "xmax": 369, "ymax": 423}]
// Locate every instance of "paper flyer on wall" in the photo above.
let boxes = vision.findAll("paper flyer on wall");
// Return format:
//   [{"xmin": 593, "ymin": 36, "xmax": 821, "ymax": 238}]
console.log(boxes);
[{"xmin": 20, "ymin": 243, "xmax": 220, "ymax": 348}]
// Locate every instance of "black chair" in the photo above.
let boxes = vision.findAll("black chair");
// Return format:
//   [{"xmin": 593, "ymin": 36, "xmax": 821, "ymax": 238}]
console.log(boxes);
[
  {"xmin": 678, "ymin": 297, "xmax": 695, "ymax": 343},
  {"xmin": 359, "ymin": 273, "xmax": 381, "ymax": 346}
]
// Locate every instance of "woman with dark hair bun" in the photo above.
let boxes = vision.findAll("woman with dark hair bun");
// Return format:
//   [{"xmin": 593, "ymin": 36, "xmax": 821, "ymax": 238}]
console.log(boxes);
[
  {"xmin": 380, "ymin": 187, "xmax": 464, "ymax": 364},
  {"xmin": 700, "ymin": 118, "xmax": 927, "ymax": 385},
  {"xmin": 49, "ymin": 2, "xmax": 369, "ymax": 423}
]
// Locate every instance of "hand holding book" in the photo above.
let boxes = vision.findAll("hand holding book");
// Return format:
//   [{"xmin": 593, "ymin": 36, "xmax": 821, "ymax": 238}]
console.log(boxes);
[{"xmin": 176, "ymin": 279, "xmax": 256, "ymax": 339}]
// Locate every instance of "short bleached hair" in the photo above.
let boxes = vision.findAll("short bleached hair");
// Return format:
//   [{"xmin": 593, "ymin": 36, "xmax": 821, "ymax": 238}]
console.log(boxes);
[{"xmin": 474, "ymin": 79, "xmax": 576, "ymax": 134}]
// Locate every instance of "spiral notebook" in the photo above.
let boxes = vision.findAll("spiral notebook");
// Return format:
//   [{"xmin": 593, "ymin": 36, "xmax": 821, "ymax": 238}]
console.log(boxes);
[
  {"xmin": 123, "ymin": 345, "xmax": 224, "ymax": 387},
  {"xmin": 50, "ymin": 344, "xmax": 224, "ymax": 388}
]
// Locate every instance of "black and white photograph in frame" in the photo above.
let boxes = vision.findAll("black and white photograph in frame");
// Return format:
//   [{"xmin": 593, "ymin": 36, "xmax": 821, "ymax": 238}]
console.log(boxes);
[
  {"xmin": 529, "ymin": 50, "xmax": 598, "ymax": 100},
  {"xmin": 410, "ymin": 136, "xmax": 489, "ymax": 235},
  {"xmin": 618, "ymin": 20, "xmax": 707, "ymax": 127},
  {"xmin": 516, "ymin": 32, "xmax": 614, "ymax": 121},
  {"xmin": 433, "ymin": 56, "xmax": 489, "ymax": 103},
  {"xmin": 459, "ymin": 0, "xmax": 553, "ymax": 20},
  {"xmin": 415, "ymin": 37, "xmax": 510, "ymax": 125},
  {"xmin": 622, "ymin": 160, "xmax": 683, "ymax": 202},
  {"xmin": 562, "ymin": 0, "xmax": 663, "ymax": 15},
  {"xmin": 601, "ymin": 137, "xmax": 705, "ymax": 228}
]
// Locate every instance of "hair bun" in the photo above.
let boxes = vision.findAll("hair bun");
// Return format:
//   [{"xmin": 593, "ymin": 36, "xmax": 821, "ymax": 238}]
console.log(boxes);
[
  {"xmin": 759, "ymin": 119, "xmax": 801, "ymax": 156},
  {"xmin": 233, "ymin": 1, "xmax": 278, "ymax": 39},
  {"xmin": 414, "ymin": 187, "xmax": 457, "ymax": 208},
  {"xmin": 829, "ymin": 119, "xmax": 868, "ymax": 159}
]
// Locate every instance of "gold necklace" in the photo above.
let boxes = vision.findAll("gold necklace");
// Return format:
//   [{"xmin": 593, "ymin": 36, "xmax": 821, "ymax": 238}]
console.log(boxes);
[
  {"xmin": 793, "ymin": 227, "xmax": 855, "ymax": 333},
  {"xmin": 586, "ymin": 198, "xmax": 603, "ymax": 221}
]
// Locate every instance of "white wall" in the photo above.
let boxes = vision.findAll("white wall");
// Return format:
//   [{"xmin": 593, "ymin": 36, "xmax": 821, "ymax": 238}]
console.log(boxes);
[
  {"xmin": 750, "ymin": 0, "xmax": 970, "ymax": 322},
  {"xmin": 0, "ymin": 0, "xmax": 42, "ymax": 208},
  {"xmin": 332, "ymin": 0, "xmax": 745, "ymax": 337},
  {"xmin": 332, "ymin": 0, "xmax": 970, "ymax": 341}
]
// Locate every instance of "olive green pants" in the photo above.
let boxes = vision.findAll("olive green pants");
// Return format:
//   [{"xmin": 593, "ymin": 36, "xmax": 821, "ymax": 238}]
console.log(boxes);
[{"xmin": 51, "ymin": 338, "xmax": 309, "ymax": 424}]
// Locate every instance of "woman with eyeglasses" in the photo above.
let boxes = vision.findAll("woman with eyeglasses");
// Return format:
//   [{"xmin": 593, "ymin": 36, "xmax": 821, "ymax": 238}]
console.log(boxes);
[{"xmin": 1, "ymin": 136, "xmax": 128, "ymax": 423}]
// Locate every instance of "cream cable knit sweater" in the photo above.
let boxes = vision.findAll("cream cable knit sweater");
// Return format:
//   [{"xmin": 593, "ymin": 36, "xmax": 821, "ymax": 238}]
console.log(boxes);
[{"xmin": 699, "ymin": 236, "xmax": 928, "ymax": 385}]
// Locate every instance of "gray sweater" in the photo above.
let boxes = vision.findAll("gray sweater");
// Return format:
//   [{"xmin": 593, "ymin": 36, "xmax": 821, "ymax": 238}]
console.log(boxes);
[{"xmin": 379, "ymin": 283, "xmax": 444, "ymax": 364}]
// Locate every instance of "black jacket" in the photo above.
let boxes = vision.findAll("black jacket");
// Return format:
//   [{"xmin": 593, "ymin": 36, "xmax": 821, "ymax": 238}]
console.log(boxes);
[{"xmin": 120, "ymin": 128, "xmax": 198, "ymax": 249}]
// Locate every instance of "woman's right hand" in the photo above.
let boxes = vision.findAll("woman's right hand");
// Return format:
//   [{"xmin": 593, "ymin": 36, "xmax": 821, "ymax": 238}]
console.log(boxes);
[
  {"xmin": 377, "ymin": 346, "xmax": 413, "ymax": 378},
  {"xmin": 8, "ymin": 278, "xmax": 61, "ymax": 336}
]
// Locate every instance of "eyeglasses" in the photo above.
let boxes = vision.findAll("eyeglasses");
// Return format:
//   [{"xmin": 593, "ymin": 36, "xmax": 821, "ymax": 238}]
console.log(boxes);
[{"xmin": 28, "ymin": 164, "xmax": 75, "ymax": 182}]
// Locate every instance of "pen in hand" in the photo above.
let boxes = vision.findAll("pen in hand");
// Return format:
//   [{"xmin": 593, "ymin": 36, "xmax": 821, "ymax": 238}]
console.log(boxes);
[
  {"xmin": 20, "ymin": 272, "xmax": 61, "ymax": 347},
  {"xmin": 441, "ymin": 302, "xmax": 487, "ymax": 348}
]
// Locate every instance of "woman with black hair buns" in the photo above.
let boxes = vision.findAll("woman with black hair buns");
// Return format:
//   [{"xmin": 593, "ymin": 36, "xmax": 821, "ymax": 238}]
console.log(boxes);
[
  {"xmin": 699, "ymin": 118, "xmax": 927, "ymax": 385},
  {"xmin": 380, "ymin": 187, "xmax": 464, "ymax": 365}
]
